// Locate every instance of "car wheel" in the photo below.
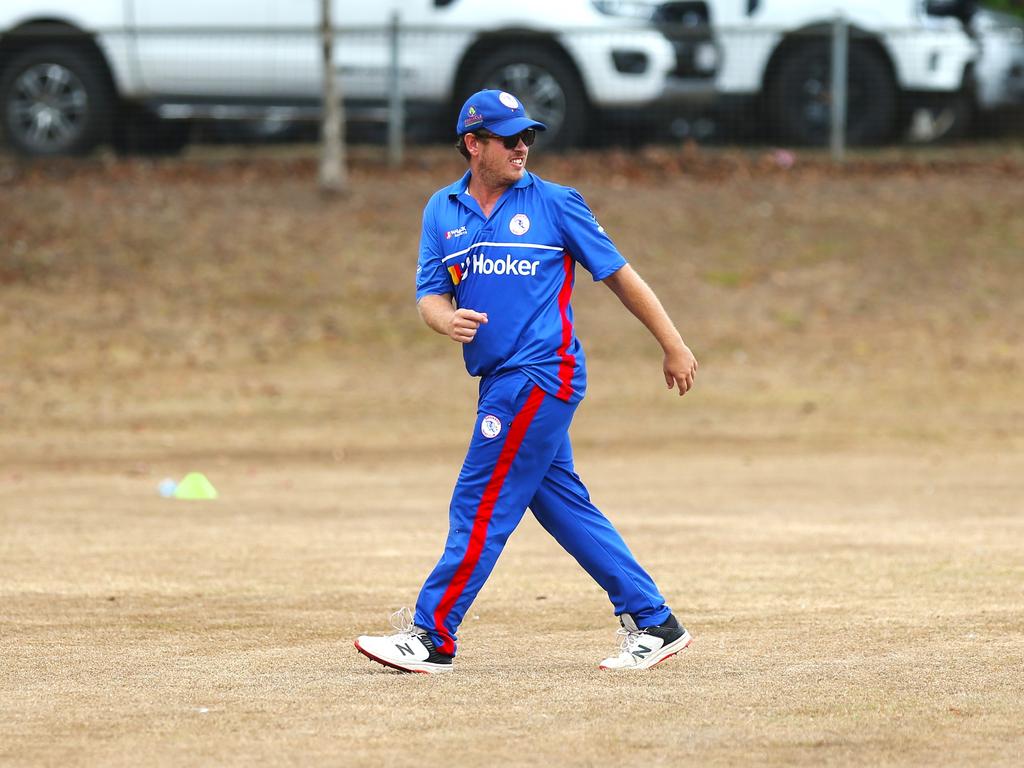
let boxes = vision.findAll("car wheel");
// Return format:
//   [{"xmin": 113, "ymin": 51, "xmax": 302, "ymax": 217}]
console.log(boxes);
[
  {"xmin": 906, "ymin": 89, "xmax": 975, "ymax": 143},
  {"xmin": 462, "ymin": 45, "xmax": 587, "ymax": 149},
  {"xmin": 767, "ymin": 40, "xmax": 897, "ymax": 146},
  {"xmin": 0, "ymin": 44, "xmax": 113, "ymax": 156}
]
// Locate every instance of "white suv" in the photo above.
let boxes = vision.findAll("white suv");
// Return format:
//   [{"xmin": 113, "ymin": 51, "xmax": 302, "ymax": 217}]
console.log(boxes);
[
  {"xmin": 0, "ymin": 0, "xmax": 719, "ymax": 155},
  {"xmin": 622, "ymin": 0, "xmax": 980, "ymax": 145},
  {"xmin": 708, "ymin": 0, "xmax": 980, "ymax": 144}
]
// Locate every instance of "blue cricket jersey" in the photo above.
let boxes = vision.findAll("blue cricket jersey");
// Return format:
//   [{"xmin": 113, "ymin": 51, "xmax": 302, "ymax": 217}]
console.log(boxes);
[{"xmin": 416, "ymin": 170, "xmax": 626, "ymax": 404}]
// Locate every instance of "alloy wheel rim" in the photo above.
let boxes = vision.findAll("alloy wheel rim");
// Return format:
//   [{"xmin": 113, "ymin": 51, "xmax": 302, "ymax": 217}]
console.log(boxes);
[
  {"xmin": 795, "ymin": 55, "xmax": 873, "ymax": 142},
  {"xmin": 797, "ymin": 57, "xmax": 830, "ymax": 141},
  {"xmin": 8, "ymin": 62, "xmax": 89, "ymax": 151}
]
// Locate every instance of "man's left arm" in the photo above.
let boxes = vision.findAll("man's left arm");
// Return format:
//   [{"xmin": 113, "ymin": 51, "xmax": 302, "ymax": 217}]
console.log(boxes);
[{"xmin": 602, "ymin": 264, "xmax": 698, "ymax": 396}]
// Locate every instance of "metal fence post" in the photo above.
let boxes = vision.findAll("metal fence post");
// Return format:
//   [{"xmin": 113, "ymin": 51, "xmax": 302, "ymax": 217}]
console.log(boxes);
[
  {"xmin": 830, "ymin": 13, "xmax": 849, "ymax": 163},
  {"xmin": 387, "ymin": 12, "xmax": 404, "ymax": 167}
]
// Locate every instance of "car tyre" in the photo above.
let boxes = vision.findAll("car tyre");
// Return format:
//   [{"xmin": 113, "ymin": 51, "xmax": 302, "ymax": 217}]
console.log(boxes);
[
  {"xmin": 766, "ymin": 39, "xmax": 898, "ymax": 146},
  {"xmin": 112, "ymin": 106, "xmax": 191, "ymax": 156},
  {"xmin": 905, "ymin": 88, "xmax": 975, "ymax": 143},
  {"xmin": 461, "ymin": 45, "xmax": 587, "ymax": 150},
  {"xmin": 0, "ymin": 44, "xmax": 113, "ymax": 156}
]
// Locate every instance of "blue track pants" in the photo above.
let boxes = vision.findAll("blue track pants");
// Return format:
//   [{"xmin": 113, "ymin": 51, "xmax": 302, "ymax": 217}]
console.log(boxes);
[{"xmin": 414, "ymin": 371, "xmax": 671, "ymax": 655}]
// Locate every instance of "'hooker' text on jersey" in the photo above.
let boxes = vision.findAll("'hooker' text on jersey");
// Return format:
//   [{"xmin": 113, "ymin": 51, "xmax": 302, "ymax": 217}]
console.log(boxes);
[{"xmin": 447, "ymin": 252, "xmax": 540, "ymax": 286}]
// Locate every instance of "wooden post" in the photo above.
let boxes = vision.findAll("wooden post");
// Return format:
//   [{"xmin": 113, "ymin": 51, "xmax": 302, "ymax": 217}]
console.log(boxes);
[
  {"xmin": 319, "ymin": 0, "xmax": 347, "ymax": 195},
  {"xmin": 387, "ymin": 11, "xmax": 404, "ymax": 168}
]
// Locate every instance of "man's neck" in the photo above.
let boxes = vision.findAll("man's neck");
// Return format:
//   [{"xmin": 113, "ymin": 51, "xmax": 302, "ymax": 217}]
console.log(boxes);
[{"xmin": 467, "ymin": 172, "xmax": 514, "ymax": 217}]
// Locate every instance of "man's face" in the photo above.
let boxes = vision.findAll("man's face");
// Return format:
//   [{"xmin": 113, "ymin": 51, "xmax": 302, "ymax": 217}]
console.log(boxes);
[{"xmin": 469, "ymin": 130, "xmax": 531, "ymax": 187}]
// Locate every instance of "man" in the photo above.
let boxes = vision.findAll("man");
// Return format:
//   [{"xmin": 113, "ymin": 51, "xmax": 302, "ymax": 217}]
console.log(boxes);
[{"xmin": 355, "ymin": 90, "xmax": 698, "ymax": 673}]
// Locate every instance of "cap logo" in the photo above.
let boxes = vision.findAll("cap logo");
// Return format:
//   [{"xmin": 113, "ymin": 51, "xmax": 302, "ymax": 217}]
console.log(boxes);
[
  {"xmin": 498, "ymin": 92, "xmax": 519, "ymax": 110},
  {"xmin": 464, "ymin": 105, "xmax": 484, "ymax": 129}
]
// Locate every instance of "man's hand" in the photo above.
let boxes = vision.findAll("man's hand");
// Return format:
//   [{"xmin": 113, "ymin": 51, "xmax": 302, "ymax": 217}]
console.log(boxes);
[
  {"xmin": 447, "ymin": 308, "xmax": 488, "ymax": 344},
  {"xmin": 603, "ymin": 265, "xmax": 698, "ymax": 398},
  {"xmin": 417, "ymin": 295, "xmax": 488, "ymax": 344},
  {"xmin": 664, "ymin": 343, "xmax": 698, "ymax": 396}
]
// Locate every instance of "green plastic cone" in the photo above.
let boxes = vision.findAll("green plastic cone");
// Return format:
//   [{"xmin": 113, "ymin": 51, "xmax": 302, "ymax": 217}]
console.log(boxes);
[{"xmin": 173, "ymin": 472, "xmax": 219, "ymax": 500}]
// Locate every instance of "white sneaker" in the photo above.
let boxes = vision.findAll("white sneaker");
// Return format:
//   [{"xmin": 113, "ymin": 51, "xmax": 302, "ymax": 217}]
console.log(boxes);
[
  {"xmin": 354, "ymin": 608, "xmax": 454, "ymax": 674},
  {"xmin": 599, "ymin": 613, "xmax": 692, "ymax": 671}
]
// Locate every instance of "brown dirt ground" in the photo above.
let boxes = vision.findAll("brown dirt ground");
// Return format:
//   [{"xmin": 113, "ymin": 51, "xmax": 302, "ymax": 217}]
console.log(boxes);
[{"xmin": 1, "ymin": 143, "xmax": 1023, "ymax": 766}]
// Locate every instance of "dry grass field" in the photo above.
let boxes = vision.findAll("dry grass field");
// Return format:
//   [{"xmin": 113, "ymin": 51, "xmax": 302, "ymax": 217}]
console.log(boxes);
[{"xmin": 1, "ymin": 143, "xmax": 1023, "ymax": 766}]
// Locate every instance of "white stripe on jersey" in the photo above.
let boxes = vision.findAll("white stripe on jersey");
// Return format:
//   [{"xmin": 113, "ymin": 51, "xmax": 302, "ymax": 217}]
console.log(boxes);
[{"xmin": 442, "ymin": 241, "xmax": 563, "ymax": 263}]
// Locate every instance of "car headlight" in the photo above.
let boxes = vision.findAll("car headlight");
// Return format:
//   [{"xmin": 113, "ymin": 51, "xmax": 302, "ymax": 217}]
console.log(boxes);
[{"xmin": 592, "ymin": 0, "xmax": 659, "ymax": 20}]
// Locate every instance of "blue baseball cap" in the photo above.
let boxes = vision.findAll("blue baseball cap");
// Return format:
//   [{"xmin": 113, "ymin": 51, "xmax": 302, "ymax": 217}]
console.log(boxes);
[{"xmin": 456, "ymin": 89, "xmax": 547, "ymax": 137}]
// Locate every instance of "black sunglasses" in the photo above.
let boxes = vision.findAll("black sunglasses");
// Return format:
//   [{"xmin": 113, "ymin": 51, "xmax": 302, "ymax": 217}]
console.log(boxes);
[{"xmin": 474, "ymin": 128, "xmax": 537, "ymax": 149}]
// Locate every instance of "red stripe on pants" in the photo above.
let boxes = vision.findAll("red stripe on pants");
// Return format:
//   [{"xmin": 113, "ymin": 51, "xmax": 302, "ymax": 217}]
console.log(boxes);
[{"xmin": 432, "ymin": 385, "xmax": 547, "ymax": 655}]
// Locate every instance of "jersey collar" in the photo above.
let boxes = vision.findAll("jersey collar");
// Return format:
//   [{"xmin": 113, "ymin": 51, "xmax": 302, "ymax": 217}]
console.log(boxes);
[{"xmin": 447, "ymin": 170, "xmax": 536, "ymax": 202}]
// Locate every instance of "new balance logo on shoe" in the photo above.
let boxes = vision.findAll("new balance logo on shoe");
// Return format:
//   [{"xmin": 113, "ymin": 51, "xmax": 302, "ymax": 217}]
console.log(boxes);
[
  {"xmin": 599, "ymin": 613, "xmax": 693, "ymax": 671},
  {"xmin": 631, "ymin": 644, "xmax": 652, "ymax": 659},
  {"xmin": 355, "ymin": 608, "xmax": 454, "ymax": 675}
]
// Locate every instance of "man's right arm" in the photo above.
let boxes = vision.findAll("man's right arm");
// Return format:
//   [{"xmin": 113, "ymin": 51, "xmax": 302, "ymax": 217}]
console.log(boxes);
[{"xmin": 417, "ymin": 294, "xmax": 488, "ymax": 344}]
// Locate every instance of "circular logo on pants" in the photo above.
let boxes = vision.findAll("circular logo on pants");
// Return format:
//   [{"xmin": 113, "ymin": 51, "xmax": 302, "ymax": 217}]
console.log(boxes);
[{"xmin": 480, "ymin": 415, "xmax": 502, "ymax": 439}]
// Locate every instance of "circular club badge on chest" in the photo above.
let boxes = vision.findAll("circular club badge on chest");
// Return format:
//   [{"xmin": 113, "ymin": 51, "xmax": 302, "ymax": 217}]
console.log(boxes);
[
  {"xmin": 480, "ymin": 415, "xmax": 502, "ymax": 439},
  {"xmin": 509, "ymin": 214, "xmax": 530, "ymax": 236}
]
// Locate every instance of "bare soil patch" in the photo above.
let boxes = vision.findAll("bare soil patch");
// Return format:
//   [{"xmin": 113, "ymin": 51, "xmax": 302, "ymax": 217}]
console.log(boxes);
[{"xmin": 1, "ymin": 145, "xmax": 1022, "ymax": 766}]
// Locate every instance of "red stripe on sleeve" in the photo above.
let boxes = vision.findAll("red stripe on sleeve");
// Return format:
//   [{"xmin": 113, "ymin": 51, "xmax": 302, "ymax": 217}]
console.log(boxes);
[{"xmin": 555, "ymin": 252, "xmax": 576, "ymax": 401}]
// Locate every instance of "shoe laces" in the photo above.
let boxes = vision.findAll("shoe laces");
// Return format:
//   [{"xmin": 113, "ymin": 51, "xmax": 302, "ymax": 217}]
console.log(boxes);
[
  {"xmin": 615, "ymin": 625, "xmax": 645, "ymax": 655},
  {"xmin": 389, "ymin": 606, "xmax": 418, "ymax": 637}
]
